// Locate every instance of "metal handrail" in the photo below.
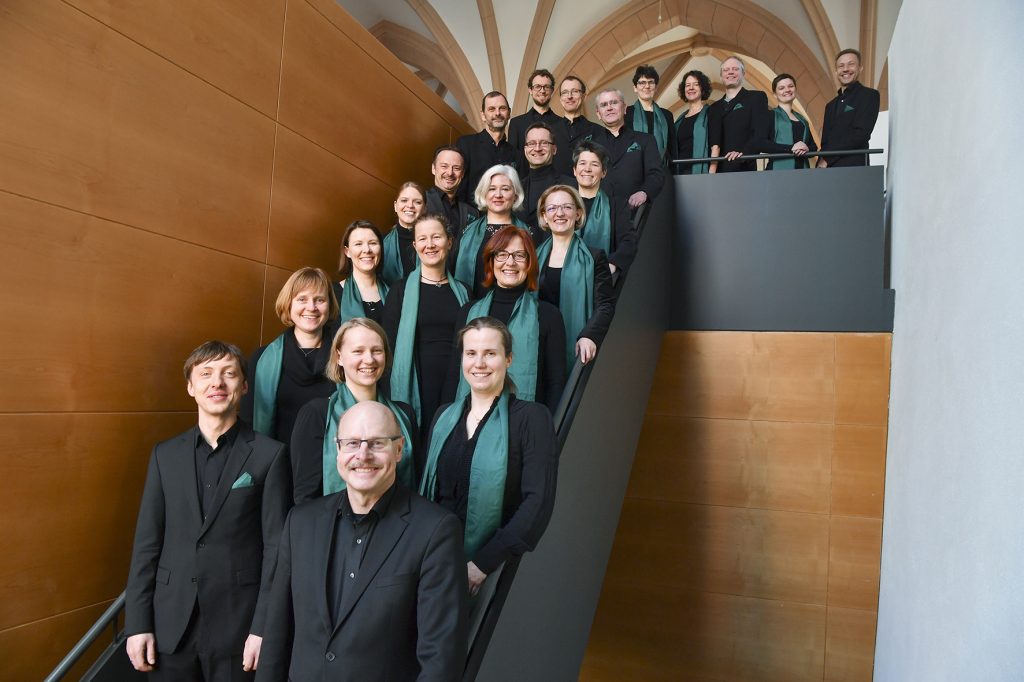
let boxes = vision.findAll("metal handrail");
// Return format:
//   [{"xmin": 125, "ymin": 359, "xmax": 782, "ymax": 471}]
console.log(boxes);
[
  {"xmin": 671, "ymin": 147, "xmax": 883, "ymax": 168},
  {"xmin": 44, "ymin": 591, "xmax": 126, "ymax": 682},
  {"xmin": 48, "ymin": 200, "xmax": 658, "ymax": 682}
]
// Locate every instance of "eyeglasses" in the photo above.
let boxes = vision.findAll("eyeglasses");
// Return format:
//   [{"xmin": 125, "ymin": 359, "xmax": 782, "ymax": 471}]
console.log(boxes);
[
  {"xmin": 494, "ymin": 250, "xmax": 529, "ymax": 263},
  {"xmin": 336, "ymin": 436, "xmax": 402, "ymax": 452},
  {"xmin": 531, "ymin": 84, "xmax": 553, "ymax": 91},
  {"xmin": 636, "ymin": 79, "xmax": 657, "ymax": 88},
  {"xmin": 544, "ymin": 203, "xmax": 576, "ymax": 215},
  {"xmin": 525, "ymin": 140, "xmax": 553, "ymax": 149},
  {"xmin": 560, "ymin": 88, "xmax": 583, "ymax": 97}
]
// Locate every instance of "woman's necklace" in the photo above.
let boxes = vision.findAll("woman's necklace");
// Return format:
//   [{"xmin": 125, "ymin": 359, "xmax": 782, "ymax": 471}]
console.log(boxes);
[{"xmin": 420, "ymin": 273, "xmax": 448, "ymax": 287}]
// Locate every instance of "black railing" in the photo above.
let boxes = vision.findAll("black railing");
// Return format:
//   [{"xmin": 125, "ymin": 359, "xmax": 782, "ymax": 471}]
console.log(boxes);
[
  {"xmin": 671, "ymin": 147, "xmax": 883, "ymax": 170},
  {"xmin": 46, "ymin": 201, "xmax": 656, "ymax": 682}
]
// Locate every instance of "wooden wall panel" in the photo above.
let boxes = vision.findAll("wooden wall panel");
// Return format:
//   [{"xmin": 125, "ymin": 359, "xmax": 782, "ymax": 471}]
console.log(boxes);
[
  {"xmin": 277, "ymin": 0, "xmax": 453, "ymax": 186},
  {"xmin": 648, "ymin": 332, "xmax": 836, "ymax": 422},
  {"xmin": 606, "ymin": 499, "xmax": 830, "ymax": 603},
  {"xmin": 0, "ymin": 602, "xmax": 111, "ymax": 682},
  {"xmin": 585, "ymin": 583, "xmax": 827, "ymax": 682},
  {"xmin": 584, "ymin": 331, "xmax": 891, "ymax": 682},
  {"xmin": 629, "ymin": 414, "xmax": 832, "ymax": 513},
  {"xmin": 258, "ymin": 265, "xmax": 296, "ymax": 349},
  {"xmin": 0, "ymin": 413, "xmax": 194, "ymax": 630},
  {"xmin": 0, "ymin": 0, "xmax": 276, "ymax": 261},
  {"xmin": 267, "ymin": 126, "xmax": 396, "ymax": 271},
  {"xmin": 64, "ymin": 0, "xmax": 287, "ymax": 117},
  {"xmin": 0, "ymin": 192, "xmax": 266, "ymax": 413},
  {"xmin": 824, "ymin": 607, "xmax": 877, "ymax": 682}
]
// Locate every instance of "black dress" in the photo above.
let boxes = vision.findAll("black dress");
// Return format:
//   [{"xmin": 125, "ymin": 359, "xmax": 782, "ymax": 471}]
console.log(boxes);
[
  {"xmin": 427, "ymin": 394, "xmax": 557, "ymax": 574},
  {"xmin": 290, "ymin": 396, "xmax": 418, "ymax": 505},
  {"xmin": 239, "ymin": 322, "xmax": 337, "ymax": 444},
  {"xmin": 444, "ymin": 284, "xmax": 567, "ymax": 412},
  {"xmin": 383, "ymin": 276, "xmax": 466, "ymax": 431}
]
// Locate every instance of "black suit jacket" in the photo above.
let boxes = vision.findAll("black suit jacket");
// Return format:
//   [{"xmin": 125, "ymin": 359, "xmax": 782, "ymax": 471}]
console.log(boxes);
[
  {"xmin": 821, "ymin": 81, "xmax": 880, "ymax": 167},
  {"xmin": 256, "ymin": 485, "xmax": 467, "ymax": 682},
  {"xmin": 125, "ymin": 421, "xmax": 291, "ymax": 656},
  {"xmin": 707, "ymin": 88, "xmax": 772, "ymax": 172},
  {"xmin": 586, "ymin": 126, "xmax": 665, "ymax": 202}
]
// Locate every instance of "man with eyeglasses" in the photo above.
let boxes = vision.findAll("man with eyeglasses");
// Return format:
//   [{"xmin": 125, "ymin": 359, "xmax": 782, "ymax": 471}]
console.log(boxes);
[
  {"xmin": 559, "ymin": 75, "xmax": 599, "ymax": 163},
  {"xmin": 257, "ymin": 401, "xmax": 467, "ymax": 682},
  {"xmin": 706, "ymin": 55, "xmax": 772, "ymax": 172},
  {"xmin": 625, "ymin": 65, "xmax": 676, "ymax": 164},
  {"xmin": 507, "ymin": 68, "xmax": 572, "ymax": 175},
  {"xmin": 588, "ymin": 88, "xmax": 665, "ymax": 210},
  {"xmin": 516, "ymin": 122, "xmax": 575, "ymax": 230},
  {"xmin": 456, "ymin": 91, "xmax": 517, "ymax": 203}
]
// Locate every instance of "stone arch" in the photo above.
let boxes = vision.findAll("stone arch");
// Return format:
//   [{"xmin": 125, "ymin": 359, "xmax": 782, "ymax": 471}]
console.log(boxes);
[{"xmin": 554, "ymin": 0, "xmax": 835, "ymax": 125}]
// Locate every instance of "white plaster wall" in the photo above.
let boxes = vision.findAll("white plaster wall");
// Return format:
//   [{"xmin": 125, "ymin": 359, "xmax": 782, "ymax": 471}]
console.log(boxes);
[
  {"xmin": 876, "ymin": 1, "xmax": 1024, "ymax": 680},
  {"xmin": 820, "ymin": 0, "xmax": 859, "ymax": 54}
]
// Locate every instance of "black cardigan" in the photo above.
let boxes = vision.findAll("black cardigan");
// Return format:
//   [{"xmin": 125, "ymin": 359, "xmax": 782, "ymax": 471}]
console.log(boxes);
[{"xmin": 426, "ymin": 394, "xmax": 557, "ymax": 574}]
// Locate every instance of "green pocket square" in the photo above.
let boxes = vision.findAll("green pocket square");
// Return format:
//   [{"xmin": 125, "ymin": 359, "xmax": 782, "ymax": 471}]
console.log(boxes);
[
  {"xmin": 231, "ymin": 472, "xmax": 253, "ymax": 489},
  {"xmin": 844, "ymin": 104, "xmax": 856, "ymax": 112},
  {"xmin": 734, "ymin": 103, "xmax": 744, "ymax": 110},
  {"xmin": 626, "ymin": 142, "xmax": 641, "ymax": 152}
]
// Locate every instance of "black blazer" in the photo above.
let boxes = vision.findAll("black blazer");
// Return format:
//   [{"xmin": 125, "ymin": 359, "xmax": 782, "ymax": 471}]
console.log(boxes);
[
  {"xmin": 707, "ymin": 88, "xmax": 772, "ymax": 172},
  {"xmin": 125, "ymin": 422, "xmax": 291, "ymax": 656},
  {"xmin": 255, "ymin": 484, "xmax": 467, "ymax": 682},
  {"xmin": 625, "ymin": 103, "xmax": 677, "ymax": 163},
  {"xmin": 821, "ymin": 81, "xmax": 880, "ymax": 167},
  {"xmin": 586, "ymin": 126, "xmax": 665, "ymax": 202}
]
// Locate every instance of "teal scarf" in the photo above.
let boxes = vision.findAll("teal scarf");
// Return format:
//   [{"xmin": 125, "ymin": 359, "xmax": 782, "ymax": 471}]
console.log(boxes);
[
  {"xmin": 454, "ymin": 215, "xmax": 529, "ymax": 288},
  {"xmin": 381, "ymin": 226, "xmax": 406, "ymax": 284},
  {"xmin": 420, "ymin": 392, "xmax": 509, "ymax": 559},
  {"xmin": 252, "ymin": 333, "xmax": 286, "ymax": 436},
  {"xmin": 537, "ymin": 235, "xmax": 595, "ymax": 369},
  {"xmin": 390, "ymin": 262, "xmax": 470, "ymax": 423},
  {"xmin": 677, "ymin": 106, "xmax": 710, "ymax": 174},
  {"xmin": 459, "ymin": 289, "xmax": 540, "ymax": 401},
  {"xmin": 339, "ymin": 277, "xmax": 388, "ymax": 323},
  {"xmin": 580, "ymin": 191, "xmax": 611, "ymax": 254},
  {"xmin": 772, "ymin": 107, "xmax": 811, "ymax": 170},
  {"xmin": 632, "ymin": 100, "xmax": 669, "ymax": 160},
  {"xmin": 321, "ymin": 383, "xmax": 415, "ymax": 494}
]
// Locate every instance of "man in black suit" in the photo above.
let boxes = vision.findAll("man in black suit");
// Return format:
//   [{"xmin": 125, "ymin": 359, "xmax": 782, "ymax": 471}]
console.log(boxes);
[
  {"xmin": 455, "ymin": 91, "xmax": 516, "ymax": 203},
  {"xmin": 256, "ymin": 401, "xmax": 467, "ymax": 681},
  {"xmin": 507, "ymin": 68, "xmax": 571, "ymax": 175},
  {"xmin": 706, "ymin": 55, "xmax": 772, "ymax": 172},
  {"xmin": 589, "ymin": 88, "xmax": 665, "ymax": 209},
  {"xmin": 125, "ymin": 341, "xmax": 291, "ymax": 680},
  {"xmin": 818, "ymin": 48, "xmax": 880, "ymax": 168},
  {"xmin": 425, "ymin": 145, "xmax": 478, "ymax": 237}
]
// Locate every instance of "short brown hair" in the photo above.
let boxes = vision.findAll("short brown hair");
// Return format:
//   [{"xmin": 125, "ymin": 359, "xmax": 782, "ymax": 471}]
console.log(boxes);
[
  {"xmin": 324, "ymin": 317, "xmax": 390, "ymax": 384},
  {"xmin": 183, "ymin": 340, "xmax": 247, "ymax": 381},
  {"xmin": 274, "ymin": 267, "xmax": 338, "ymax": 326},
  {"xmin": 835, "ymin": 48, "xmax": 862, "ymax": 64},
  {"xmin": 481, "ymin": 225, "xmax": 539, "ymax": 291}
]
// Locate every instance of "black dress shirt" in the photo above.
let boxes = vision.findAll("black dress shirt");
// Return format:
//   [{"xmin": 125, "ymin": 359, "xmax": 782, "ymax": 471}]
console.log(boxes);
[
  {"xmin": 517, "ymin": 164, "xmax": 576, "ymax": 229},
  {"xmin": 586, "ymin": 126, "xmax": 665, "ymax": 202},
  {"xmin": 194, "ymin": 420, "xmax": 241, "ymax": 517},
  {"xmin": 455, "ymin": 130, "xmax": 517, "ymax": 203},
  {"xmin": 507, "ymin": 108, "xmax": 573, "ymax": 175},
  {"xmin": 327, "ymin": 485, "xmax": 396, "ymax": 624},
  {"xmin": 820, "ymin": 80, "xmax": 880, "ymax": 167}
]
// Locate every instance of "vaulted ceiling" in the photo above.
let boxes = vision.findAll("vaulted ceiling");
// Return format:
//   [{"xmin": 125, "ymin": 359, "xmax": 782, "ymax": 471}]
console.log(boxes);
[{"xmin": 337, "ymin": 0, "xmax": 899, "ymax": 136}]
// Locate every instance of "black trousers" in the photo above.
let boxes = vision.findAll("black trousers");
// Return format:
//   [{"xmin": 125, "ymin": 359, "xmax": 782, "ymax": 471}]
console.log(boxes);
[{"xmin": 151, "ymin": 604, "xmax": 254, "ymax": 682}]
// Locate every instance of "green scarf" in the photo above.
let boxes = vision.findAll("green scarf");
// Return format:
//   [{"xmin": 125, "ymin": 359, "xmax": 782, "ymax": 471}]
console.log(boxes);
[
  {"xmin": 580, "ymin": 190, "xmax": 611, "ymax": 254},
  {"xmin": 454, "ymin": 215, "xmax": 529, "ymax": 288},
  {"xmin": 632, "ymin": 100, "xmax": 669, "ymax": 160},
  {"xmin": 389, "ymin": 262, "xmax": 470, "ymax": 423},
  {"xmin": 420, "ymin": 391, "xmax": 509, "ymax": 560},
  {"xmin": 536, "ymin": 235, "xmax": 595, "ymax": 369},
  {"xmin": 321, "ymin": 383, "xmax": 415, "ymax": 495},
  {"xmin": 459, "ymin": 289, "xmax": 540, "ymax": 401},
  {"xmin": 252, "ymin": 333, "xmax": 286, "ymax": 436},
  {"xmin": 772, "ymin": 107, "xmax": 811, "ymax": 170},
  {"xmin": 339, "ymin": 277, "xmax": 388, "ymax": 323},
  {"xmin": 381, "ymin": 226, "xmax": 405, "ymax": 284},
  {"xmin": 677, "ymin": 106, "xmax": 710, "ymax": 174}
]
